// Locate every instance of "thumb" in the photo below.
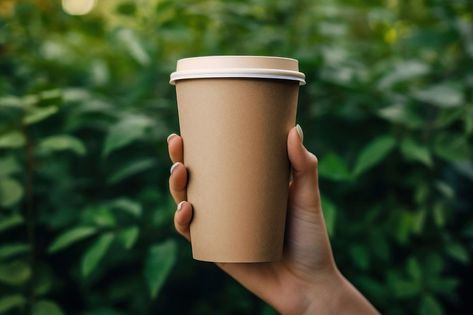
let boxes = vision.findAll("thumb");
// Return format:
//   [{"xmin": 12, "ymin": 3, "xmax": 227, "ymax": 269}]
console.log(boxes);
[{"xmin": 287, "ymin": 124, "xmax": 321, "ymax": 211}]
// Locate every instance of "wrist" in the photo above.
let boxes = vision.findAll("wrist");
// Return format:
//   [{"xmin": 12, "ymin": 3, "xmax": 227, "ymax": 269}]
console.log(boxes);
[
  {"xmin": 303, "ymin": 269, "xmax": 379, "ymax": 315},
  {"xmin": 301, "ymin": 268, "xmax": 345, "ymax": 315}
]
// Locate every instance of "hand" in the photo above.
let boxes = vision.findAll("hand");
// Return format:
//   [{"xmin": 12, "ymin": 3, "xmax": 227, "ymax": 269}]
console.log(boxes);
[{"xmin": 167, "ymin": 125, "xmax": 379, "ymax": 315}]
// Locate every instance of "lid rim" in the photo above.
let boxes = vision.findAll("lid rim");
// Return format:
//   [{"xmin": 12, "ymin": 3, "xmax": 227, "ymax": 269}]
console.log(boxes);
[
  {"xmin": 176, "ymin": 55, "xmax": 299, "ymax": 63},
  {"xmin": 170, "ymin": 55, "xmax": 306, "ymax": 86},
  {"xmin": 170, "ymin": 68, "xmax": 306, "ymax": 85}
]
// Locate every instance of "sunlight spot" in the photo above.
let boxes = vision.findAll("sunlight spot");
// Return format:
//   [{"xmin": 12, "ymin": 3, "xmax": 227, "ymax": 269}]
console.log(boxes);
[{"xmin": 62, "ymin": 0, "xmax": 96, "ymax": 16}]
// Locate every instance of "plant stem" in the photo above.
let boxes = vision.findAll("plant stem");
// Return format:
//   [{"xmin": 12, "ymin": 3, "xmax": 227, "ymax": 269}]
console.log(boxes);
[{"xmin": 22, "ymin": 121, "xmax": 36, "ymax": 313}]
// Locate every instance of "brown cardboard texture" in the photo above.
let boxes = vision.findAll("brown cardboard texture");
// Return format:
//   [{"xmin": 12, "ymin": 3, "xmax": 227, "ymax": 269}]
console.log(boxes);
[{"xmin": 173, "ymin": 56, "xmax": 302, "ymax": 262}]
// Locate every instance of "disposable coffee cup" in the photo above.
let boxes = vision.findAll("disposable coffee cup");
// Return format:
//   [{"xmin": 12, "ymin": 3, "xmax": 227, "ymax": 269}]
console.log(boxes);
[{"xmin": 170, "ymin": 56, "xmax": 305, "ymax": 262}]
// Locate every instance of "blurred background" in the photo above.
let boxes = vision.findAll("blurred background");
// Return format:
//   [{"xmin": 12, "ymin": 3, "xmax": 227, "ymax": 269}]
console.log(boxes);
[{"xmin": 0, "ymin": 0, "xmax": 472, "ymax": 314}]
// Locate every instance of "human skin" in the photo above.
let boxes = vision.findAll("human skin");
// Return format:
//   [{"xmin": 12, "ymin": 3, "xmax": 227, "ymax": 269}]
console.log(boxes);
[{"xmin": 167, "ymin": 125, "xmax": 379, "ymax": 315}]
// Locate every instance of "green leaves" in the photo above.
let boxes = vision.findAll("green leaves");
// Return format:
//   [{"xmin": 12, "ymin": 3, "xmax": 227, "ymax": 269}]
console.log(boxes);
[
  {"xmin": 117, "ymin": 226, "xmax": 139, "ymax": 249},
  {"xmin": 0, "ymin": 244, "xmax": 29, "ymax": 259},
  {"xmin": 400, "ymin": 138, "xmax": 433, "ymax": 167},
  {"xmin": 144, "ymin": 239, "xmax": 177, "ymax": 299},
  {"xmin": 433, "ymin": 133, "xmax": 470, "ymax": 162},
  {"xmin": 0, "ymin": 214, "xmax": 23, "ymax": 232},
  {"xmin": 0, "ymin": 177, "xmax": 23, "ymax": 207},
  {"xmin": 49, "ymin": 206, "xmax": 141, "ymax": 277},
  {"xmin": 39, "ymin": 135, "xmax": 86, "ymax": 156},
  {"xmin": 0, "ymin": 261, "xmax": 31, "ymax": 286},
  {"xmin": 446, "ymin": 242, "xmax": 469, "ymax": 264},
  {"xmin": 81, "ymin": 233, "xmax": 115, "ymax": 277},
  {"xmin": 414, "ymin": 83, "xmax": 464, "ymax": 108},
  {"xmin": 116, "ymin": 2, "xmax": 137, "ymax": 16},
  {"xmin": 350, "ymin": 245, "xmax": 370, "ymax": 270},
  {"xmin": 353, "ymin": 135, "xmax": 396, "ymax": 176},
  {"xmin": 0, "ymin": 156, "xmax": 23, "ymax": 208},
  {"xmin": 109, "ymin": 198, "xmax": 142, "ymax": 217},
  {"xmin": 116, "ymin": 29, "xmax": 151, "ymax": 66},
  {"xmin": 419, "ymin": 295, "xmax": 443, "ymax": 315},
  {"xmin": 47, "ymin": 198, "xmax": 144, "ymax": 278},
  {"xmin": 387, "ymin": 270, "xmax": 420, "ymax": 299},
  {"xmin": 23, "ymin": 106, "xmax": 59, "ymax": 125},
  {"xmin": 378, "ymin": 60, "xmax": 430, "ymax": 89},
  {"xmin": 0, "ymin": 131, "xmax": 25, "ymax": 148},
  {"xmin": 103, "ymin": 116, "xmax": 152, "ymax": 157},
  {"xmin": 82, "ymin": 206, "xmax": 117, "ymax": 227},
  {"xmin": 107, "ymin": 158, "xmax": 156, "ymax": 184},
  {"xmin": 0, "ymin": 294, "xmax": 26, "ymax": 314},
  {"xmin": 48, "ymin": 226, "xmax": 98, "ymax": 253},
  {"xmin": 377, "ymin": 103, "xmax": 424, "ymax": 129},
  {"xmin": 32, "ymin": 300, "xmax": 65, "ymax": 315},
  {"xmin": 319, "ymin": 136, "xmax": 398, "ymax": 180},
  {"xmin": 385, "ymin": 253, "xmax": 457, "ymax": 314},
  {"xmin": 406, "ymin": 257, "xmax": 422, "ymax": 281},
  {"xmin": 0, "ymin": 90, "xmax": 61, "ymax": 127},
  {"xmin": 1, "ymin": 0, "xmax": 471, "ymax": 314},
  {"xmin": 0, "ymin": 157, "xmax": 20, "ymax": 177},
  {"xmin": 318, "ymin": 153, "xmax": 351, "ymax": 181}
]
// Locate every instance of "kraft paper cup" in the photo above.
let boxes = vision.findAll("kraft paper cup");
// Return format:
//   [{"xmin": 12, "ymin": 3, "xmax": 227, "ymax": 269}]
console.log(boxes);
[{"xmin": 170, "ymin": 56, "xmax": 305, "ymax": 262}]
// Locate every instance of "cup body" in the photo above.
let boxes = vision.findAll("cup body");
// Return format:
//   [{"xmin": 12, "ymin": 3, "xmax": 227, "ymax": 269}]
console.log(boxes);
[{"xmin": 171, "ymin": 56, "xmax": 304, "ymax": 262}]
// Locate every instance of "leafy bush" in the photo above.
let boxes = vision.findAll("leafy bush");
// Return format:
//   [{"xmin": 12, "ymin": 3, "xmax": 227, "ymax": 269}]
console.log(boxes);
[{"xmin": 0, "ymin": 0, "xmax": 472, "ymax": 314}]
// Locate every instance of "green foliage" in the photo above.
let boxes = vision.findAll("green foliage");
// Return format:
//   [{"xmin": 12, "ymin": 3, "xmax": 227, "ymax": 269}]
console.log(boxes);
[
  {"xmin": 117, "ymin": 226, "xmax": 139, "ymax": 249},
  {"xmin": 0, "ymin": 244, "xmax": 29, "ymax": 260},
  {"xmin": 318, "ymin": 153, "xmax": 351, "ymax": 181},
  {"xmin": 419, "ymin": 295, "xmax": 443, "ymax": 315},
  {"xmin": 38, "ymin": 135, "xmax": 86, "ymax": 156},
  {"xmin": 48, "ymin": 226, "xmax": 98, "ymax": 253},
  {"xmin": 353, "ymin": 135, "xmax": 396, "ymax": 177},
  {"xmin": 31, "ymin": 301, "xmax": 64, "ymax": 315},
  {"xmin": 0, "ymin": 0, "xmax": 472, "ymax": 314},
  {"xmin": 414, "ymin": 83, "xmax": 464, "ymax": 108},
  {"xmin": 400, "ymin": 138, "xmax": 433, "ymax": 167},
  {"xmin": 0, "ymin": 132, "xmax": 25, "ymax": 149},
  {"xmin": 0, "ymin": 214, "xmax": 23, "ymax": 232},
  {"xmin": 103, "ymin": 115, "xmax": 153, "ymax": 157},
  {"xmin": 81, "ymin": 233, "xmax": 115, "ymax": 277},
  {"xmin": 0, "ymin": 295, "xmax": 26, "ymax": 314},
  {"xmin": 144, "ymin": 239, "xmax": 177, "ymax": 299},
  {"xmin": 0, "ymin": 177, "xmax": 23, "ymax": 207},
  {"xmin": 0, "ymin": 261, "xmax": 31, "ymax": 286},
  {"xmin": 107, "ymin": 158, "xmax": 156, "ymax": 184}
]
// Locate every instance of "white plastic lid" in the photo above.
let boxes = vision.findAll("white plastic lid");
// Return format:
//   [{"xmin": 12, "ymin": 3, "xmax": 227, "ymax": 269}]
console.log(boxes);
[{"xmin": 170, "ymin": 56, "xmax": 306, "ymax": 85}]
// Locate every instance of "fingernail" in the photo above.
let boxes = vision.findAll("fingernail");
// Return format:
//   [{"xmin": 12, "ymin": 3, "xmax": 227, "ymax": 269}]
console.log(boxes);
[
  {"xmin": 296, "ymin": 124, "xmax": 304, "ymax": 143},
  {"xmin": 170, "ymin": 162, "xmax": 180, "ymax": 175},
  {"xmin": 177, "ymin": 201, "xmax": 185, "ymax": 212},
  {"xmin": 167, "ymin": 133, "xmax": 178, "ymax": 143}
]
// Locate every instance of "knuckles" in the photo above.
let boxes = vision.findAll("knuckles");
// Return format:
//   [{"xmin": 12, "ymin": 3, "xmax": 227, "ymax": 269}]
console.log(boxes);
[{"xmin": 307, "ymin": 152, "xmax": 318, "ymax": 169}]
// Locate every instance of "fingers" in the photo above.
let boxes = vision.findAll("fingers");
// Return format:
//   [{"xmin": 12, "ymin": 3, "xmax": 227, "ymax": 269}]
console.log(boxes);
[
  {"xmin": 168, "ymin": 133, "xmax": 192, "ymax": 241},
  {"xmin": 287, "ymin": 125, "xmax": 321, "ymax": 211},
  {"xmin": 169, "ymin": 162, "xmax": 188, "ymax": 203},
  {"xmin": 167, "ymin": 133, "xmax": 183, "ymax": 163},
  {"xmin": 167, "ymin": 133, "xmax": 187, "ymax": 203},
  {"xmin": 174, "ymin": 201, "xmax": 193, "ymax": 241}
]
